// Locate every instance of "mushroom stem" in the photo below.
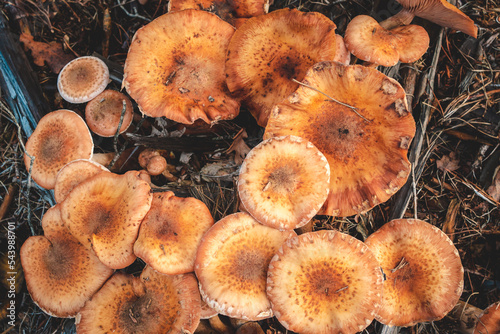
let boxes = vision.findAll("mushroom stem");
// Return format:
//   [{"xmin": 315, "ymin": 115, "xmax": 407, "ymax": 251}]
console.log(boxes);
[
  {"xmin": 379, "ymin": 9, "xmax": 415, "ymax": 30},
  {"xmin": 448, "ymin": 300, "xmax": 483, "ymax": 334}
]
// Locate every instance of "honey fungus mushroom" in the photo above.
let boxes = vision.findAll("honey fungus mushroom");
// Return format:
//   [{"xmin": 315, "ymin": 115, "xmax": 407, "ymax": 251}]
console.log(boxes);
[
  {"xmin": 364, "ymin": 219, "xmax": 464, "ymax": 327},
  {"xmin": 266, "ymin": 230, "xmax": 383, "ymax": 334},
  {"xmin": 20, "ymin": 205, "xmax": 113, "ymax": 318},
  {"xmin": 24, "ymin": 109, "xmax": 94, "ymax": 190},
  {"xmin": 265, "ymin": 61, "xmax": 416, "ymax": 217},
  {"xmin": 123, "ymin": 10, "xmax": 240, "ymax": 124},
  {"xmin": 474, "ymin": 302, "xmax": 500, "ymax": 334},
  {"xmin": 85, "ymin": 90, "xmax": 134, "ymax": 137},
  {"xmin": 195, "ymin": 212, "xmax": 296, "ymax": 320}
]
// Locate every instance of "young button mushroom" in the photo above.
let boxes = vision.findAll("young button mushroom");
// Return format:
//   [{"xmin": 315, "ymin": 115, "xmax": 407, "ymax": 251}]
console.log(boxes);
[
  {"xmin": 195, "ymin": 212, "xmax": 296, "ymax": 321},
  {"xmin": 238, "ymin": 135, "xmax": 330, "ymax": 230},
  {"xmin": 134, "ymin": 191, "xmax": 214, "ymax": 275},
  {"xmin": 364, "ymin": 219, "xmax": 464, "ymax": 327},
  {"xmin": 124, "ymin": 10, "xmax": 240, "ymax": 124},
  {"xmin": 265, "ymin": 61, "xmax": 416, "ymax": 217},
  {"xmin": 24, "ymin": 109, "xmax": 94, "ymax": 190},
  {"xmin": 57, "ymin": 56, "xmax": 110, "ymax": 103},
  {"xmin": 20, "ymin": 205, "xmax": 113, "ymax": 318},
  {"xmin": 85, "ymin": 90, "xmax": 134, "ymax": 137},
  {"xmin": 266, "ymin": 230, "xmax": 383, "ymax": 334},
  {"xmin": 225, "ymin": 8, "xmax": 337, "ymax": 127}
]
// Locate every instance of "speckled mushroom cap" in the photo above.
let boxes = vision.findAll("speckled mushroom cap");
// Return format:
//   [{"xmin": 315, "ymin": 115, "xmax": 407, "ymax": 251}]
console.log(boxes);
[
  {"xmin": 57, "ymin": 56, "xmax": 109, "ymax": 103},
  {"xmin": 195, "ymin": 212, "xmax": 296, "ymax": 321},
  {"xmin": 265, "ymin": 61, "xmax": 416, "ymax": 217},
  {"xmin": 267, "ymin": 230, "xmax": 383, "ymax": 334},
  {"xmin": 60, "ymin": 170, "xmax": 152, "ymax": 269},
  {"xmin": 134, "ymin": 191, "xmax": 214, "ymax": 275},
  {"xmin": 76, "ymin": 266, "xmax": 201, "ymax": 333},
  {"xmin": 54, "ymin": 159, "xmax": 109, "ymax": 203},
  {"xmin": 123, "ymin": 10, "xmax": 240, "ymax": 124},
  {"xmin": 344, "ymin": 15, "xmax": 429, "ymax": 67},
  {"xmin": 474, "ymin": 302, "xmax": 500, "ymax": 334},
  {"xmin": 20, "ymin": 205, "xmax": 113, "ymax": 318},
  {"xmin": 85, "ymin": 90, "xmax": 134, "ymax": 137},
  {"xmin": 225, "ymin": 8, "xmax": 337, "ymax": 127},
  {"xmin": 24, "ymin": 109, "xmax": 94, "ymax": 190},
  {"xmin": 364, "ymin": 219, "xmax": 464, "ymax": 327},
  {"xmin": 238, "ymin": 135, "xmax": 330, "ymax": 230}
]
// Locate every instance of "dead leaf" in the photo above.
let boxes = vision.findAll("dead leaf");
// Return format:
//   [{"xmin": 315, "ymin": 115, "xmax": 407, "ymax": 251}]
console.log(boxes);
[
  {"xmin": 226, "ymin": 129, "xmax": 251, "ymax": 165},
  {"xmin": 19, "ymin": 33, "xmax": 74, "ymax": 74},
  {"xmin": 486, "ymin": 166, "xmax": 500, "ymax": 201},
  {"xmin": 436, "ymin": 152, "xmax": 460, "ymax": 172}
]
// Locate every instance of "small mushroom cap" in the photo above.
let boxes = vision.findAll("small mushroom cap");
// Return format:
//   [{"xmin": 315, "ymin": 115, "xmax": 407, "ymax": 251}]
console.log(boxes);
[
  {"xmin": 238, "ymin": 135, "xmax": 330, "ymax": 230},
  {"xmin": 85, "ymin": 90, "xmax": 134, "ymax": 137},
  {"xmin": 333, "ymin": 35, "xmax": 351, "ymax": 66},
  {"xmin": 344, "ymin": 15, "xmax": 429, "ymax": 66},
  {"xmin": 146, "ymin": 155, "xmax": 167, "ymax": 176},
  {"xmin": 225, "ymin": 8, "xmax": 337, "ymax": 127},
  {"xmin": 24, "ymin": 109, "xmax": 94, "ymax": 190},
  {"xmin": 195, "ymin": 212, "xmax": 296, "ymax": 320},
  {"xmin": 57, "ymin": 56, "xmax": 109, "ymax": 103},
  {"xmin": 76, "ymin": 267, "xmax": 201, "ymax": 333},
  {"xmin": 267, "ymin": 230, "xmax": 383, "ymax": 334},
  {"xmin": 134, "ymin": 191, "xmax": 214, "ymax": 275},
  {"xmin": 124, "ymin": 10, "xmax": 240, "ymax": 124},
  {"xmin": 474, "ymin": 302, "xmax": 500, "ymax": 334},
  {"xmin": 54, "ymin": 159, "xmax": 109, "ymax": 203},
  {"xmin": 61, "ymin": 170, "xmax": 152, "ymax": 269},
  {"xmin": 364, "ymin": 219, "xmax": 464, "ymax": 327},
  {"xmin": 265, "ymin": 61, "xmax": 416, "ymax": 217},
  {"xmin": 20, "ymin": 205, "xmax": 113, "ymax": 318}
]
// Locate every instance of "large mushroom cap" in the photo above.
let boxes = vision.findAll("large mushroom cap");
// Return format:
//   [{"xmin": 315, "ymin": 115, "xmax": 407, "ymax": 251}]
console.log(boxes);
[
  {"xmin": 76, "ymin": 267, "xmax": 201, "ymax": 333},
  {"xmin": 134, "ymin": 191, "xmax": 214, "ymax": 275},
  {"xmin": 61, "ymin": 170, "xmax": 152, "ymax": 269},
  {"xmin": 85, "ymin": 90, "xmax": 134, "ymax": 137},
  {"xmin": 24, "ymin": 109, "xmax": 94, "ymax": 190},
  {"xmin": 238, "ymin": 135, "xmax": 330, "ymax": 230},
  {"xmin": 20, "ymin": 205, "xmax": 113, "ymax": 318},
  {"xmin": 57, "ymin": 56, "xmax": 109, "ymax": 103},
  {"xmin": 364, "ymin": 219, "xmax": 464, "ymax": 327},
  {"xmin": 265, "ymin": 61, "xmax": 416, "ymax": 217},
  {"xmin": 225, "ymin": 8, "xmax": 337, "ymax": 127},
  {"xmin": 124, "ymin": 9, "xmax": 240, "ymax": 124},
  {"xmin": 195, "ymin": 212, "xmax": 296, "ymax": 320},
  {"xmin": 267, "ymin": 230, "xmax": 383, "ymax": 334}
]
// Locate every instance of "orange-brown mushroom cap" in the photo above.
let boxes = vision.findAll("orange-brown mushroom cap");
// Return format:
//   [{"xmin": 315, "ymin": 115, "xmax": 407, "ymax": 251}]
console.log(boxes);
[
  {"xmin": 238, "ymin": 135, "xmax": 330, "ymax": 230},
  {"xmin": 124, "ymin": 10, "xmax": 240, "ymax": 124},
  {"xmin": 195, "ymin": 212, "xmax": 296, "ymax": 320},
  {"xmin": 85, "ymin": 90, "xmax": 134, "ymax": 137},
  {"xmin": 57, "ymin": 56, "xmax": 110, "ymax": 103},
  {"xmin": 134, "ymin": 191, "xmax": 214, "ymax": 275},
  {"xmin": 474, "ymin": 302, "xmax": 500, "ymax": 334},
  {"xmin": 267, "ymin": 230, "xmax": 383, "ymax": 334},
  {"xmin": 76, "ymin": 266, "xmax": 201, "ymax": 333},
  {"xmin": 60, "ymin": 170, "xmax": 152, "ymax": 269},
  {"xmin": 225, "ymin": 8, "xmax": 337, "ymax": 127},
  {"xmin": 265, "ymin": 61, "xmax": 416, "ymax": 217},
  {"xmin": 364, "ymin": 219, "xmax": 464, "ymax": 327},
  {"xmin": 24, "ymin": 109, "xmax": 94, "ymax": 190},
  {"xmin": 20, "ymin": 205, "xmax": 113, "ymax": 318},
  {"xmin": 344, "ymin": 15, "xmax": 429, "ymax": 66}
]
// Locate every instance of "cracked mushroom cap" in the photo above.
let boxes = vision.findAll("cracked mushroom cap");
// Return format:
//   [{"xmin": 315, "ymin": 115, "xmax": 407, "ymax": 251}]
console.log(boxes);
[
  {"xmin": 134, "ymin": 191, "xmax": 214, "ymax": 275},
  {"xmin": 195, "ymin": 212, "xmax": 296, "ymax": 321},
  {"xmin": 20, "ymin": 205, "xmax": 113, "ymax": 318},
  {"xmin": 54, "ymin": 159, "xmax": 109, "ymax": 203},
  {"xmin": 57, "ymin": 56, "xmax": 109, "ymax": 103},
  {"xmin": 124, "ymin": 10, "xmax": 240, "ymax": 124},
  {"xmin": 60, "ymin": 170, "xmax": 152, "ymax": 269},
  {"xmin": 238, "ymin": 135, "xmax": 330, "ymax": 230},
  {"xmin": 24, "ymin": 109, "xmax": 94, "ymax": 190},
  {"xmin": 225, "ymin": 8, "xmax": 337, "ymax": 127},
  {"xmin": 344, "ymin": 15, "xmax": 429, "ymax": 66},
  {"xmin": 85, "ymin": 90, "xmax": 134, "ymax": 137},
  {"xmin": 267, "ymin": 230, "xmax": 383, "ymax": 334},
  {"xmin": 76, "ymin": 266, "xmax": 201, "ymax": 333},
  {"xmin": 474, "ymin": 302, "xmax": 500, "ymax": 334},
  {"xmin": 265, "ymin": 61, "xmax": 416, "ymax": 217},
  {"xmin": 364, "ymin": 219, "xmax": 464, "ymax": 327}
]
